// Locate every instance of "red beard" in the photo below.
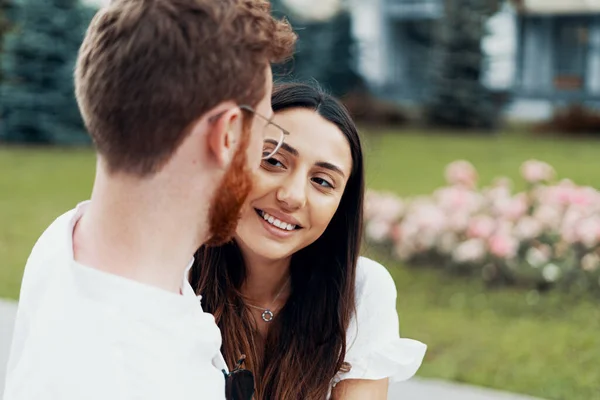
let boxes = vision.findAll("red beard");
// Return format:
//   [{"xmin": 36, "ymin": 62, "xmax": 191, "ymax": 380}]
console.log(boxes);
[{"xmin": 205, "ymin": 127, "xmax": 253, "ymax": 247}]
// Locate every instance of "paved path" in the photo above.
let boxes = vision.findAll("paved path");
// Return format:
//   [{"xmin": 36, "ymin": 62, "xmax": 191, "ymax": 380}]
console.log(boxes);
[
  {"xmin": 0, "ymin": 300, "xmax": 17, "ymax": 397},
  {"xmin": 390, "ymin": 378, "xmax": 544, "ymax": 400},
  {"xmin": 0, "ymin": 299, "xmax": 544, "ymax": 399}
]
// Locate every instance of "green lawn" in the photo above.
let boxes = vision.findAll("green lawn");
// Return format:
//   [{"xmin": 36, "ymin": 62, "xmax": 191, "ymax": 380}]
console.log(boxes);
[
  {"xmin": 375, "ymin": 250, "xmax": 600, "ymax": 400},
  {"xmin": 2, "ymin": 130, "xmax": 600, "ymax": 399},
  {"xmin": 364, "ymin": 128, "xmax": 600, "ymax": 195},
  {"xmin": 0, "ymin": 147, "xmax": 94, "ymax": 299}
]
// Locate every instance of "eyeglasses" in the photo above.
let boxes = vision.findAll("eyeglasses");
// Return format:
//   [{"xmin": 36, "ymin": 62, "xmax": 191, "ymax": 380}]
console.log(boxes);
[
  {"xmin": 209, "ymin": 105, "xmax": 290, "ymax": 160},
  {"xmin": 238, "ymin": 105, "xmax": 289, "ymax": 160},
  {"xmin": 222, "ymin": 355, "xmax": 255, "ymax": 400}
]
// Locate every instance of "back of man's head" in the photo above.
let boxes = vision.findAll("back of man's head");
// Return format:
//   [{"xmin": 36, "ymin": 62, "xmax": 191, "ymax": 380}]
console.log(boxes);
[{"xmin": 75, "ymin": 0, "xmax": 295, "ymax": 177}]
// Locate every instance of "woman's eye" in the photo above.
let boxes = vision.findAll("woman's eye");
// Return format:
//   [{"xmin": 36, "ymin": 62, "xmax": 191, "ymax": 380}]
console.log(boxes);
[
  {"xmin": 262, "ymin": 157, "xmax": 285, "ymax": 168},
  {"xmin": 312, "ymin": 177, "xmax": 333, "ymax": 189}
]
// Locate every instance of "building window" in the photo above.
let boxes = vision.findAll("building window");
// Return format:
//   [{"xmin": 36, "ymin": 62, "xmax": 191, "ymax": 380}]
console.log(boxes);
[{"xmin": 554, "ymin": 17, "xmax": 589, "ymax": 90}]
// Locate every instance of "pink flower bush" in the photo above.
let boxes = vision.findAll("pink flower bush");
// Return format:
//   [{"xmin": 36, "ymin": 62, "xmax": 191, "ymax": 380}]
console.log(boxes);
[{"xmin": 365, "ymin": 159, "xmax": 600, "ymax": 293}]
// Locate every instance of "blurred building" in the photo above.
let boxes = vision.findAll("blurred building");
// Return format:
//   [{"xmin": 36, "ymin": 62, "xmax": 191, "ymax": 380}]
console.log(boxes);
[
  {"xmin": 79, "ymin": 0, "xmax": 600, "ymax": 121},
  {"xmin": 349, "ymin": 0, "xmax": 514, "ymax": 103},
  {"xmin": 512, "ymin": 0, "xmax": 600, "ymax": 117},
  {"xmin": 348, "ymin": 0, "xmax": 600, "ymax": 120}
]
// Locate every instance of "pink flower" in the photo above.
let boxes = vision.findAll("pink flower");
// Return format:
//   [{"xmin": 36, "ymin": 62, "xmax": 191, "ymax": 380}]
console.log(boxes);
[
  {"xmin": 494, "ymin": 193, "xmax": 528, "ymax": 221},
  {"xmin": 415, "ymin": 231, "xmax": 438, "ymax": 249},
  {"xmin": 447, "ymin": 211, "xmax": 471, "ymax": 233},
  {"xmin": 520, "ymin": 160, "xmax": 555, "ymax": 184},
  {"xmin": 513, "ymin": 216, "xmax": 543, "ymax": 240},
  {"xmin": 396, "ymin": 202, "xmax": 447, "ymax": 252},
  {"xmin": 445, "ymin": 160, "xmax": 478, "ymax": 188},
  {"xmin": 536, "ymin": 185, "xmax": 569, "ymax": 207},
  {"xmin": 568, "ymin": 186, "xmax": 598, "ymax": 208},
  {"xmin": 398, "ymin": 220, "xmax": 419, "ymax": 242},
  {"xmin": 438, "ymin": 232, "xmax": 459, "ymax": 254},
  {"xmin": 496, "ymin": 219, "xmax": 514, "ymax": 235},
  {"xmin": 561, "ymin": 206, "xmax": 585, "ymax": 244},
  {"xmin": 467, "ymin": 215, "xmax": 496, "ymax": 239},
  {"xmin": 365, "ymin": 220, "xmax": 392, "ymax": 243},
  {"xmin": 364, "ymin": 191, "xmax": 404, "ymax": 222},
  {"xmin": 533, "ymin": 204, "xmax": 563, "ymax": 230},
  {"xmin": 452, "ymin": 238, "xmax": 487, "ymax": 264},
  {"xmin": 484, "ymin": 185, "xmax": 511, "ymax": 204},
  {"xmin": 407, "ymin": 202, "xmax": 446, "ymax": 232},
  {"xmin": 390, "ymin": 224, "xmax": 402, "ymax": 242},
  {"xmin": 435, "ymin": 186, "xmax": 483, "ymax": 215},
  {"xmin": 573, "ymin": 216, "xmax": 600, "ymax": 248},
  {"xmin": 525, "ymin": 245, "xmax": 551, "ymax": 267},
  {"xmin": 488, "ymin": 233, "xmax": 519, "ymax": 259},
  {"xmin": 582, "ymin": 253, "xmax": 600, "ymax": 272}
]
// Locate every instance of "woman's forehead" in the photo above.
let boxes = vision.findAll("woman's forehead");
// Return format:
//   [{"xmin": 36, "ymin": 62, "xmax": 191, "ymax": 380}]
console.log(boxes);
[{"xmin": 272, "ymin": 108, "xmax": 352, "ymax": 171}]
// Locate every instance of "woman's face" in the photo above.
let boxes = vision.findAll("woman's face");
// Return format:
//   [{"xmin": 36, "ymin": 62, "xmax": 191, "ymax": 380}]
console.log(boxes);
[{"xmin": 234, "ymin": 108, "xmax": 353, "ymax": 262}]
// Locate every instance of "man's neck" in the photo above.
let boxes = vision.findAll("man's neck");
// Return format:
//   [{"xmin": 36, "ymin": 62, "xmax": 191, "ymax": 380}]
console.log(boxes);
[{"xmin": 73, "ymin": 169, "xmax": 210, "ymax": 294}]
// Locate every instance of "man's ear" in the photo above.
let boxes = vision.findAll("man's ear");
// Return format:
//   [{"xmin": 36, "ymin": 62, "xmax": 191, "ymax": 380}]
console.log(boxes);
[{"xmin": 205, "ymin": 107, "xmax": 242, "ymax": 168}]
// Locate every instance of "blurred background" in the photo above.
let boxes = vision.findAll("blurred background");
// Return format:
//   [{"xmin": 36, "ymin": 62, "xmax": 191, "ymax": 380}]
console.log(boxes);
[{"xmin": 1, "ymin": 0, "xmax": 600, "ymax": 399}]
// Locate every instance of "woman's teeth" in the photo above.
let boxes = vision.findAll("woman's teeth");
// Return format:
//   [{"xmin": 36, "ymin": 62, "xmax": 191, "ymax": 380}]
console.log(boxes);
[{"xmin": 260, "ymin": 211, "xmax": 296, "ymax": 231}]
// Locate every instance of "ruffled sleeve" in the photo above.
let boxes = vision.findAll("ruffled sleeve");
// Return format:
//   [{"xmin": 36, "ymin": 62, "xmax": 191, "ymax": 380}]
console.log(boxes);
[{"xmin": 333, "ymin": 257, "xmax": 427, "ymax": 386}]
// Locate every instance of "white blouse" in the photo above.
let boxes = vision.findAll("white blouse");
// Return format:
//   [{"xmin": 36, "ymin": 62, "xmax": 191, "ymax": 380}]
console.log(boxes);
[{"xmin": 329, "ymin": 257, "xmax": 427, "ymax": 396}]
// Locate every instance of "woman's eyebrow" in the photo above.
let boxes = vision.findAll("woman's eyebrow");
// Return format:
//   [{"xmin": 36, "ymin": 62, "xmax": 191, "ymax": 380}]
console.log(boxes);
[
  {"xmin": 264, "ymin": 139, "xmax": 299, "ymax": 156},
  {"xmin": 315, "ymin": 161, "xmax": 345, "ymax": 178},
  {"xmin": 264, "ymin": 139, "xmax": 346, "ymax": 177}
]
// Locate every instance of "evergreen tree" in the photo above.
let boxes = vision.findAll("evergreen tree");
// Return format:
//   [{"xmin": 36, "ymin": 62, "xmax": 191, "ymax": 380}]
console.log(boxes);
[
  {"xmin": 0, "ymin": 0, "xmax": 94, "ymax": 144},
  {"xmin": 0, "ymin": 0, "xmax": 15, "ymax": 83},
  {"xmin": 271, "ymin": 0, "xmax": 364, "ymax": 97},
  {"xmin": 424, "ymin": 0, "xmax": 502, "ymax": 130},
  {"xmin": 323, "ymin": 11, "xmax": 364, "ymax": 96}
]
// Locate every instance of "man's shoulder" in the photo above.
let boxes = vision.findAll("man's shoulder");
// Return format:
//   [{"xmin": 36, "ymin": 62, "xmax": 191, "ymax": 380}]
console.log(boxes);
[
  {"xmin": 31, "ymin": 207, "xmax": 79, "ymax": 255},
  {"xmin": 19, "ymin": 206, "xmax": 81, "ymax": 299}
]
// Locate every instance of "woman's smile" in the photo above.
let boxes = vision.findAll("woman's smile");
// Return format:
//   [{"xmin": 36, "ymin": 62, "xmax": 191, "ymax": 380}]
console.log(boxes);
[{"xmin": 254, "ymin": 208, "xmax": 302, "ymax": 238}]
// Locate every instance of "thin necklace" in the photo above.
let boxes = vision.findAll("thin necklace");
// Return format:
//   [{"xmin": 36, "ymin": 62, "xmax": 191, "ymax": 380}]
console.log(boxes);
[{"xmin": 245, "ymin": 277, "xmax": 290, "ymax": 323}]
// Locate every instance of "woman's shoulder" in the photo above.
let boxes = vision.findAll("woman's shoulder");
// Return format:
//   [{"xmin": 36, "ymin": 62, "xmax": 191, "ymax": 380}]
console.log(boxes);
[
  {"xmin": 354, "ymin": 256, "xmax": 397, "ymax": 303},
  {"xmin": 336, "ymin": 257, "xmax": 426, "ymax": 385}
]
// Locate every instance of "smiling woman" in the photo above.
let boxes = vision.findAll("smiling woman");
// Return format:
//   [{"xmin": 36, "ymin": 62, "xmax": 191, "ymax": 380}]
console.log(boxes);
[
  {"xmin": 238, "ymin": 106, "xmax": 353, "ymax": 262},
  {"xmin": 190, "ymin": 83, "xmax": 426, "ymax": 400}
]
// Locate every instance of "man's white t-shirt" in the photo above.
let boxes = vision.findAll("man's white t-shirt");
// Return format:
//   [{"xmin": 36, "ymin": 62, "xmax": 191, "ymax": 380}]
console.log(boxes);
[{"xmin": 3, "ymin": 202, "xmax": 228, "ymax": 400}]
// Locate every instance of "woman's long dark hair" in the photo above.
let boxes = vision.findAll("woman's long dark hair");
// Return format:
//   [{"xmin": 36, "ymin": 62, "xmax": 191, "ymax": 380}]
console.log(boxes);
[{"xmin": 190, "ymin": 82, "xmax": 365, "ymax": 399}]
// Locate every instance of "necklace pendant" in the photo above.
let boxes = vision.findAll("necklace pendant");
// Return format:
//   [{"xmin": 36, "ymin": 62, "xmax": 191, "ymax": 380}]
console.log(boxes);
[{"xmin": 261, "ymin": 309, "xmax": 274, "ymax": 322}]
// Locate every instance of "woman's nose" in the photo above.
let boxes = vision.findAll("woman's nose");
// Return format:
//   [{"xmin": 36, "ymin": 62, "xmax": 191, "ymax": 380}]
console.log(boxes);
[{"xmin": 276, "ymin": 177, "xmax": 307, "ymax": 211}]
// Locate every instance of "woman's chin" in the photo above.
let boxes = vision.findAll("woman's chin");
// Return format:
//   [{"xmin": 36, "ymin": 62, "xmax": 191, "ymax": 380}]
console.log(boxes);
[
  {"xmin": 236, "ymin": 222, "xmax": 299, "ymax": 261},
  {"xmin": 253, "ymin": 243, "xmax": 295, "ymax": 262},
  {"xmin": 236, "ymin": 235, "xmax": 295, "ymax": 262}
]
